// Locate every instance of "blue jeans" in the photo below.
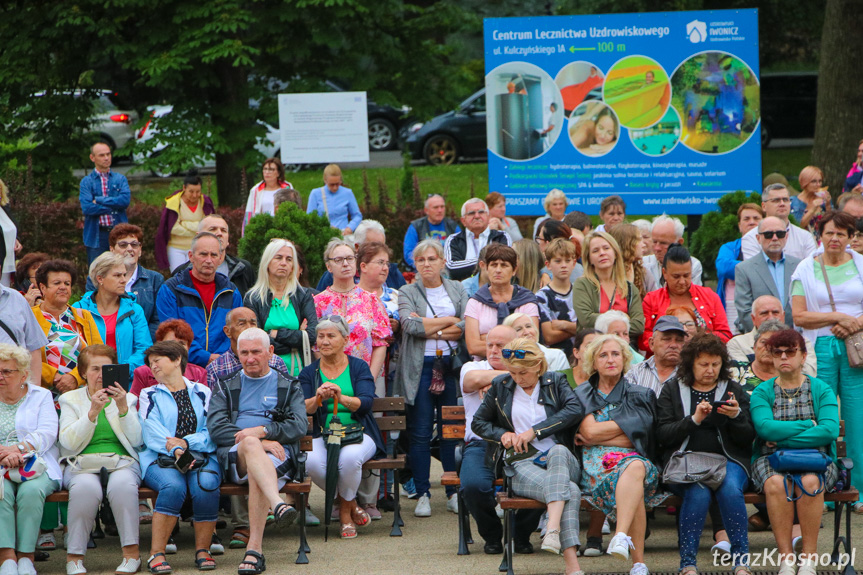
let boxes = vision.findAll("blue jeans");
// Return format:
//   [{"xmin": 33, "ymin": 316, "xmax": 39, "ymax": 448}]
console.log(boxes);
[
  {"xmin": 668, "ymin": 461, "xmax": 750, "ymax": 568},
  {"xmin": 816, "ymin": 335, "xmax": 863, "ymax": 502},
  {"xmin": 407, "ymin": 356, "xmax": 457, "ymax": 497},
  {"xmin": 460, "ymin": 441, "xmax": 502, "ymax": 544},
  {"xmin": 86, "ymin": 228, "xmax": 111, "ymax": 265},
  {"xmin": 144, "ymin": 458, "xmax": 222, "ymax": 522}
]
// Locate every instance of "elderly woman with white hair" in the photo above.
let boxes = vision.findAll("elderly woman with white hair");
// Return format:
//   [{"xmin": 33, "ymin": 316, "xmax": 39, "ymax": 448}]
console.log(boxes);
[
  {"xmin": 73, "ymin": 252, "xmax": 153, "ymax": 376},
  {"xmin": 503, "ymin": 312, "xmax": 570, "ymax": 373},
  {"xmin": 299, "ymin": 316, "xmax": 385, "ymax": 539},
  {"xmin": 314, "ymin": 239, "xmax": 392, "ymax": 382},
  {"xmin": 595, "ymin": 310, "xmax": 645, "ymax": 365},
  {"xmin": 243, "ymin": 239, "xmax": 317, "ymax": 377},
  {"xmin": 395, "ymin": 238, "xmax": 468, "ymax": 517},
  {"xmin": 0, "ymin": 343, "xmax": 62, "ymax": 575},
  {"xmin": 533, "ymin": 188, "xmax": 568, "ymax": 239},
  {"xmin": 315, "ymin": 219, "xmax": 406, "ymax": 291}
]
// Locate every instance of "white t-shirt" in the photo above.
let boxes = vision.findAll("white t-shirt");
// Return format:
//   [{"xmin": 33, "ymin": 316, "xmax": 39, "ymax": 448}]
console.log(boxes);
[
  {"xmin": 460, "ymin": 360, "xmax": 492, "ymax": 442},
  {"xmin": 512, "ymin": 384, "xmax": 557, "ymax": 452},
  {"xmin": 423, "ymin": 285, "xmax": 457, "ymax": 356},
  {"xmin": 539, "ymin": 343, "xmax": 571, "ymax": 372},
  {"xmin": 256, "ymin": 189, "xmax": 278, "ymax": 217}
]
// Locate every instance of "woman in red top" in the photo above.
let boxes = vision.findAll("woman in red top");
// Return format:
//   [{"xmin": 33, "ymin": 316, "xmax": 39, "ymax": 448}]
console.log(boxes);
[
  {"xmin": 640, "ymin": 245, "xmax": 731, "ymax": 353},
  {"xmin": 572, "ymin": 231, "xmax": 645, "ymax": 340}
]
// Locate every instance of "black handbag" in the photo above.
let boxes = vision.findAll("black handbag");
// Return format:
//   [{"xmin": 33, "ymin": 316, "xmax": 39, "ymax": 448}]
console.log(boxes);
[
  {"xmin": 157, "ymin": 449, "xmax": 208, "ymax": 472},
  {"xmin": 321, "ymin": 421, "xmax": 365, "ymax": 446}
]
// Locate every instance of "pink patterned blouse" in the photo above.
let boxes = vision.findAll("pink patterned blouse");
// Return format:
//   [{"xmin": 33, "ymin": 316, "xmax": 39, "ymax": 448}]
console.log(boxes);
[{"xmin": 314, "ymin": 286, "xmax": 392, "ymax": 365}]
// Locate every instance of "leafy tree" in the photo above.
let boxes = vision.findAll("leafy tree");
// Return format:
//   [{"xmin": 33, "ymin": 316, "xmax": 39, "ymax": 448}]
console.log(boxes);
[
  {"xmin": 239, "ymin": 202, "xmax": 339, "ymax": 283},
  {"xmin": 689, "ymin": 191, "xmax": 761, "ymax": 280}
]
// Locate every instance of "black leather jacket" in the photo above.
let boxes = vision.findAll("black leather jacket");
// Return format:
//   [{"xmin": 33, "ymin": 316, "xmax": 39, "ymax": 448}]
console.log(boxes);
[{"xmin": 471, "ymin": 371, "xmax": 583, "ymax": 469}]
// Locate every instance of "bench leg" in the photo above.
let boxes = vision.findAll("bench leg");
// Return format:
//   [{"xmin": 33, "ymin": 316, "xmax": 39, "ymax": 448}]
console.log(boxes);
[
  {"xmin": 498, "ymin": 508, "xmax": 514, "ymax": 575},
  {"xmin": 390, "ymin": 470, "xmax": 403, "ymax": 537},
  {"xmin": 457, "ymin": 489, "xmax": 470, "ymax": 555},
  {"xmin": 829, "ymin": 501, "xmax": 856, "ymax": 575},
  {"xmin": 295, "ymin": 490, "xmax": 309, "ymax": 564},
  {"xmin": 461, "ymin": 490, "xmax": 473, "ymax": 545}
]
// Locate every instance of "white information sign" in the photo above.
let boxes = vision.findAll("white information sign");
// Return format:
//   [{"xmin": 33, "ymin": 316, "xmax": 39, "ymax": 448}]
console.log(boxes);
[{"xmin": 278, "ymin": 91, "xmax": 370, "ymax": 164}]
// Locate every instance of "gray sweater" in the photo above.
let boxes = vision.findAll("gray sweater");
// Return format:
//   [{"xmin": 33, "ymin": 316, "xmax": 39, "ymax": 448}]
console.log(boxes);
[{"xmin": 394, "ymin": 278, "xmax": 468, "ymax": 405}]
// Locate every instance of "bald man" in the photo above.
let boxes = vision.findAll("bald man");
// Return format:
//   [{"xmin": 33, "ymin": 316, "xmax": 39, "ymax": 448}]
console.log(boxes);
[{"xmin": 726, "ymin": 295, "xmax": 817, "ymax": 377}]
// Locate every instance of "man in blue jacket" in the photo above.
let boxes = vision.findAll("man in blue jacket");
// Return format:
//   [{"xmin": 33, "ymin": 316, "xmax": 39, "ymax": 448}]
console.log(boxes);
[
  {"xmin": 79, "ymin": 143, "xmax": 130, "ymax": 264},
  {"xmin": 157, "ymin": 232, "xmax": 242, "ymax": 367},
  {"xmin": 716, "ymin": 203, "xmax": 763, "ymax": 332}
]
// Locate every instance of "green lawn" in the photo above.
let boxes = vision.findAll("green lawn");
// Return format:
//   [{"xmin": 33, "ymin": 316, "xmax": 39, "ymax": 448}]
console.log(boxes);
[{"xmin": 130, "ymin": 146, "xmax": 811, "ymax": 215}]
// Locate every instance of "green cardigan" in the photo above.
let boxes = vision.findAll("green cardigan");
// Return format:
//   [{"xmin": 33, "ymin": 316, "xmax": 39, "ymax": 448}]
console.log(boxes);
[
  {"xmin": 571, "ymin": 277, "xmax": 644, "ymax": 335},
  {"xmin": 749, "ymin": 375, "xmax": 840, "ymax": 466}
]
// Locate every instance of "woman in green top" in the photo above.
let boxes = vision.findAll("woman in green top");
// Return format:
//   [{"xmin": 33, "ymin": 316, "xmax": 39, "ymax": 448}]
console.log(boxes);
[
  {"xmin": 244, "ymin": 239, "xmax": 318, "ymax": 376},
  {"xmin": 299, "ymin": 317, "xmax": 385, "ymax": 540},
  {"xmin": 790, "ymin": 212, "xmax": 863, "ymax": 512},
  {"xmin": 58, "ymin": 345, "xmax": 143, "ymax": 575}
]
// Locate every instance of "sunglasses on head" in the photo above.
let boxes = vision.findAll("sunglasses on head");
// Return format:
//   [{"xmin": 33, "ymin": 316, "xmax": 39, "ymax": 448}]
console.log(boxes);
[
  {"xmin": 501, "ymin": 349, "xmax": 535, "ymax": 359},
  {"xmin": 324, "ymin": 315, "xmax": 346, "ymax": 325},
  {"xmin": 760, "ymin": 230, "xmax": 787, "ymax": 239}
]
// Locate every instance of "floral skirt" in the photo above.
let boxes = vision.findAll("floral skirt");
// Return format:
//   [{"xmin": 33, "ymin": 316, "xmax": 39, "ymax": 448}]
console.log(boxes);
[{"xmin": 581, "ymin": 446, "xmax": 667, "ymax": 520}]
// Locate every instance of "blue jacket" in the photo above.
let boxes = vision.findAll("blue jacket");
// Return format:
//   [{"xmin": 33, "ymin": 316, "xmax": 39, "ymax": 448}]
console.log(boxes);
[
  {"xmin": 86, "ymin": 266, "xmax": 165, "ymax": 339},
  {"xmin": 73, "ymin": 291, "xmax": 153, "ymax": 376},
  {"xmin": 78, "ymin": 170, "xmax": 130, "ymax": 248},
  {"xmin": 716, "ymin": 238, "xmax": 742, "ymax": 309},
  {"xmin": 137, "ymin": 379, "xmax": 217, "ymax": 472},
  {"xmin": 156, "ymin": 269, "xmax": 242, "ymax": 367}
]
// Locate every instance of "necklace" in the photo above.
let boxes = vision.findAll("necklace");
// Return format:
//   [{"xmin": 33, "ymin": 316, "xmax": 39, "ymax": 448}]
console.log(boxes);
[{"xmin": 778, "ymin": 384, "xmax": 803, "ymax": 403}]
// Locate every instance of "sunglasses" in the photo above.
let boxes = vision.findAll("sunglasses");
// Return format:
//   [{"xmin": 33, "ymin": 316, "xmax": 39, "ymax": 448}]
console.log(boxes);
[
  {"xmin": 324, "ymin": 315, "xmax": 346, "ymax": 325},
  {"xmin": 759, "ymin": 230, "xmax": 787, "ymax": 239},
  {"xmin": 501, "ymin": 349, "xmax": 535, "ymax": 359},
  {"xmin": 770, "ymin": 347, "xmax": 799, "ymax": 358}
]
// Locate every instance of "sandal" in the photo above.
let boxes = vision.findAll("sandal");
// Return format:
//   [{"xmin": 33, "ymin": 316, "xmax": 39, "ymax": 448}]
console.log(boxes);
[
  {"xmin": 147, "ymin": 553, "xmax": 172, "ymax": 575},
  {"xmin": 272, "ymin": 502, "xmax": 298, "ymax": 528},
  {"xmin": 352, "ymin": 506, "xmax": 371, "ymax": 527},
  {"xmin": 229, "ymin": 528, "xmax": 250, "ymax": 549},
  {"xmin": 237, "ymin": 551, "xmax": 266, "ymax": 575},
  {"xmin": 195, "ymin": 550, "xmax": 215, "ymax": 571},
  {"xmin": 340, "ymin": 523, "xmax": 358, "ymax": 539}
]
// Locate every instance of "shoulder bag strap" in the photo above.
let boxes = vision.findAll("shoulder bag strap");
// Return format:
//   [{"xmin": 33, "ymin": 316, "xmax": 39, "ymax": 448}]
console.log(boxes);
[
  {"xmin": 818, "ymin": 256, "xmax": 837, "ymax": 313},
  {"xmin": 0, "ymin": 318, "xmax": 18, "ymax": 346},
  {"xmin": 414, "ymin": 285, "xmax": 457, "ymax": 355}
]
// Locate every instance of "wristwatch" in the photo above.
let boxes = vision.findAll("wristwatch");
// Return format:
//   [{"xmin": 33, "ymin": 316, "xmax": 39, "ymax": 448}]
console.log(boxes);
[
  {"xmin": 436, "ymin": 330, "xmax": 443, "ymax": 338},
  {"xmin": 16, "ymin": 443, "xmax": 25, "ymax": 454}
]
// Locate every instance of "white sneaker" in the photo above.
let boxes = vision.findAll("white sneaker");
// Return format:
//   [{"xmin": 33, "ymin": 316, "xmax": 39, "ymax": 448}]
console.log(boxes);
[
  {"xmin": 65, "ymin": 560, "xmax": 86, "ymax": 575},
  {"xmin": 115, "ymin": 558, "xmax": 141, "ymax": 574},
  {"xmin": 712, "ymin": 540, "xmax": 732, "ymax": 558},
  {"xmin": 165, "ymin": 537, "xmax": 177, "ymax": 555},
  {"xmin": 446, "ymin": 494, "xmax": 459, "ymax": 514},
  {"xmin": 602, "ymin": 517, "xmax": 611, "ymax": 534},
  {"xmin": 414, "ymin": 495, "xmax": 431, "ymax": 517},
  {"xmin": 778, "ymin": 558, "xmax": 798, "ymax": 575},
  {"xmin": 607, "ymin": 531, "xmax": 633, "ymax": 561},
  {"xmin": 630, "ymin": 562, "xmax": 649, "ymax": 575},
  {"xmin": 797, "ymin": 556, "xmax": 816, "ymax": 575},
  {"xmin": 0, "ymin": 560, "xmax": 17, "ymax": 575},
  {"xmin": 495, "ymin": 504, "xmax": 504, "ymax": 519},
  {"xmin": 17, "ymin": 557, "xmax": 37, "ymax": 575}
]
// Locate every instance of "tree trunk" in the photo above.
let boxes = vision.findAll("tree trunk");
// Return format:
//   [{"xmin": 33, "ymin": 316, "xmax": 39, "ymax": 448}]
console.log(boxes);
[
  {"xmin": 811, "ymin": 0, "xmax": 863, "ymax": 198},
  {"xmin": 212, "ymin": 61, "xmax": 252, "ymax": 207}
]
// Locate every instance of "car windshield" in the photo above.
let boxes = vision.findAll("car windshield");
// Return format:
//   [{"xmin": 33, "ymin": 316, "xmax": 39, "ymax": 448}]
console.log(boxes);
[{"xmin": 459, "ymin": 92, "xmax": 485, "ymax": 113}]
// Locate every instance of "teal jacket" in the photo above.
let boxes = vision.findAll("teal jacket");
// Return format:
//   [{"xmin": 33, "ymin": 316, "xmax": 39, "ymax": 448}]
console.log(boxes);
[
  {"xmin": 74, "ymin": 291, "xmax": 154, "ymax": 377},
  {"xmin": 750, "ymin": 376, "xmax": 839, "ymax": 465}
]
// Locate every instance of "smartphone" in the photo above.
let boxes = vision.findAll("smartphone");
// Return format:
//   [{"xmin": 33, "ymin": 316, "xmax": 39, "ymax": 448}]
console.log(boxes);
[
  {"xmin": 711, "ymin": 400, "xmax": 731, "ymax": 410},
  {"xmin": 101, "ymin": 364, "xmax": 130, "ymax": 391},
  {"xmin": 174, "ymin": 450, "xmax": 196, "ymax": 473}
]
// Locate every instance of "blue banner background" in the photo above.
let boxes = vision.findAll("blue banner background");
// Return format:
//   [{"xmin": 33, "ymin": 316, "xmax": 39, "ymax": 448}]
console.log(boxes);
[{"xmin": 484, "ymin": 9, "xmax": 760, "ymax": 216}]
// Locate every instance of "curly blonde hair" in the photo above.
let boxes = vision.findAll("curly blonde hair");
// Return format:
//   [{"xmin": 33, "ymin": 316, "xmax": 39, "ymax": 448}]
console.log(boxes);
[{"xmin": 582, "ymin": 334, "xmax": 632, "ymax": 378}]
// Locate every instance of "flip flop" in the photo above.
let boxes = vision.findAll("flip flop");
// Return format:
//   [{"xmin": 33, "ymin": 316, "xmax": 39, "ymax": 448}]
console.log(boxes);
[{"xmin": 340, "ymin": 524, "xmax": 358, "ymax": 539}]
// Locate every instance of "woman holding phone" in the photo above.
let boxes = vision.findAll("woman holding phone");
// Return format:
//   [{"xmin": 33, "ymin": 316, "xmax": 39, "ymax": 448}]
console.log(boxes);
[{"xmin": 58, "ymin": 345, "xmax": 144, "ymax": 575}]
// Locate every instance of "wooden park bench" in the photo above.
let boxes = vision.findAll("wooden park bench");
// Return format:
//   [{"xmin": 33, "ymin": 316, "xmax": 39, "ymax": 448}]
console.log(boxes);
[{"xmin": 361, "ymin": 396, "xmax": 409, "ymax": 537}]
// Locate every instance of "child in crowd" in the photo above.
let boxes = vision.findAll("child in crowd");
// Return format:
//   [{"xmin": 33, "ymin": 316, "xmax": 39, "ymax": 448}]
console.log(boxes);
[{"xmin": 537, "ymin": 238, "xmax": 580, "ymax": 362}]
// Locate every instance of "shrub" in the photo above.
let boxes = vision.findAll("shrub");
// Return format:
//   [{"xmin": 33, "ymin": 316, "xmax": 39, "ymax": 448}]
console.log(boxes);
[
  {"xmin": 690, "ymin": 191, "xmax": 762, "ymax": 280},
  {"xmin": 239, "ymin": 202, "xmax": 339, "ymax": 283}
]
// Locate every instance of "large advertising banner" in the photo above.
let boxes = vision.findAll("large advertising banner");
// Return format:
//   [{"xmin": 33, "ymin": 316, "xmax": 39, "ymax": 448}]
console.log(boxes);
[{"xmin": 484, "ymin": 9, "xmax": 761, "ymax": 215}]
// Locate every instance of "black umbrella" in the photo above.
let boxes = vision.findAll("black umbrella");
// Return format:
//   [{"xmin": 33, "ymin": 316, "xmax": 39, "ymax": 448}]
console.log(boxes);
[{"xmin": 323, "ymin": 400, "xmax": 344, "ymax": 542}]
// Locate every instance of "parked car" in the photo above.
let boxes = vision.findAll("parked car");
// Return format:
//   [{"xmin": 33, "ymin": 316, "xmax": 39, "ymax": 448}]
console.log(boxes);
[
  {"xmin": 134, "ymin": 105, "xmax": 280, "ymax": 177},
  {"xmin": 760, "ymin": 72, "xmax": 817, "ymax": 147},
  {"xmin": 28, "ymin": 89, "xmax": 139, "ymax": 154},
  {"xmin": 402, "ymin": 88, "xmax": 487, "ymax": 165}
]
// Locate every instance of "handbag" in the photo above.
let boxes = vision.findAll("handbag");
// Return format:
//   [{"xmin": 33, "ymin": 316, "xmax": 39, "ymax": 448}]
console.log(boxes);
[
  {"xmin": 768, "ymin": 448, "xmax": 831, "ymax": 501},
  {"xmin": 818, "ymin": 256, "xmax": 863, "ymax": 367},
  {"xmin": 321, "ymin": 400, "xmax": 364, "ymax": 446},
  {"xmin": 662, "ymin": 436, "xmax": 728, "ymax": 491},
  {"xmin": 1, "ymin": 431, "xmax": 46, "ymax": 483},
  {"xmin": 287, "ymin": 328, "xmax": 311, "ymax": 374},
  {"xmin": 66, "ymin": 453, "xmax": 135, "ymax": 475},
  {"xmin": 157, "ymin": 449, "xmax": 208, "ymax": 473}
]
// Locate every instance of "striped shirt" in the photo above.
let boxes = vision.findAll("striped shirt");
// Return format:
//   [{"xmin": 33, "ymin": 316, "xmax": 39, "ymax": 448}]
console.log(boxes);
[
  {"xmin": 623, "ymin": 356, "xmax": 678, "ymax": 396},
  {"xmin": 97, "ymin": 170, "xmax": 114, "ymax": 227}
]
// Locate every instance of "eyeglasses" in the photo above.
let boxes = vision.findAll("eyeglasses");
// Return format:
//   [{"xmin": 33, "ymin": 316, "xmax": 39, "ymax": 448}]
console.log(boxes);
[
  {"xmin": 262, "ymin": 167, "xmax": 278, "ymax": 172},
  {"xmin": 0, "ymin": 369, "xmax": 20, "ymax": 379},
  {"xmin": 765, "ymin": 197, "xmax": 791, "ymax": 204},
  {"xmin": 679, "ymin": 321, "xmax": 696, "ymax": 328},
  {"xmin": 770, "ymin": 347, "xmax": 799, "ymax": 358},
  {"xmin": 368, "ymin": 259, "xmax": 389, "ymax": 267},
  {"xmin": 324, "ymin": 315, "xmax": 346, "ymax": 326},
  {"xmin": 116, "ymin": 241, "xmax": 141, "ymax": 249},
  {"xmin": 501, "ymin": 349, "xmax": 535, "ymax": 359},
  {"xmin": 464, "ymin": 210, "xmax": 488, "ymax": 217},
  {"xmin": 328, "ymin": 256, "xmax": 356, "ymax": 265},
  {"xmin": 415, "ymin": 256, "xmax": 440, "ymax": 266},
  {"xmin": 759, "ymin": 230, "xmax": 787, "ymax": 239}
]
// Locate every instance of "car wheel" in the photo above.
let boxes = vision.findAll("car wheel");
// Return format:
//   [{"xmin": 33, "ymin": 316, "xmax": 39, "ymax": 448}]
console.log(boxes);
[
  {"xmin": 368, "ymin": 118, "xmax": 397, "ymax": 151},
  {"xmin": 423, "ymin": 135, "xmax": 458, "ymax": 166},
  {"xmin": 760, "ymin": 121, "xmax": 771, "ymax": 148}
]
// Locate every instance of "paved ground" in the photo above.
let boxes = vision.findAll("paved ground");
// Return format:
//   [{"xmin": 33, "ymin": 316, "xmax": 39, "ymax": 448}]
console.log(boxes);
[{"xmin": 35, "ymin": 458, "xmax": 862, "ymax": 575}]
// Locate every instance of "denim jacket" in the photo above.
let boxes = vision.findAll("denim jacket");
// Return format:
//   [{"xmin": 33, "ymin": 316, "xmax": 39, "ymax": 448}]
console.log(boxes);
[{"xmin": 78, "ymin": 170, "xmax": 130, "ymax": 247}]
